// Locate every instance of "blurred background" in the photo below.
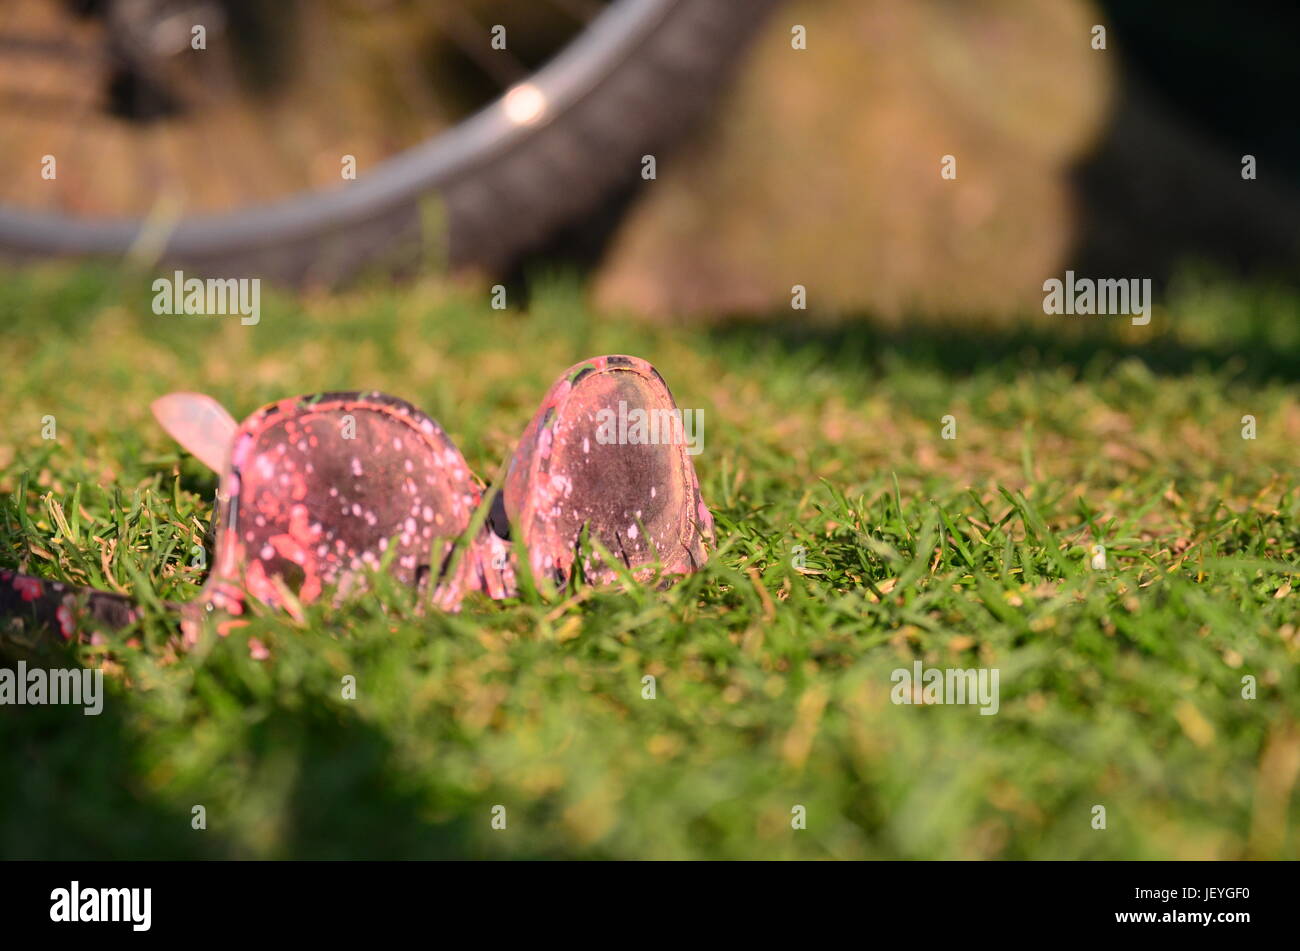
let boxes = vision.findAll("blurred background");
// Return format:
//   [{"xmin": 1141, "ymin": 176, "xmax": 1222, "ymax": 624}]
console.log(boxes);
[
  {"xmin": 2, "ymin": 0, "xmax": 1299, "ymax": 862},
  {"xmin": 2, "ymin": 0, "xmax": 1296, "ymax": 313}
]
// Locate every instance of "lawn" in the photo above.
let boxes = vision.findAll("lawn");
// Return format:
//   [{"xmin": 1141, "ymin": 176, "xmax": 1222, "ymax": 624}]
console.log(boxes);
[{"xmin": 0, "ymin": 264, "xmax": 1297, "ymax": 859}]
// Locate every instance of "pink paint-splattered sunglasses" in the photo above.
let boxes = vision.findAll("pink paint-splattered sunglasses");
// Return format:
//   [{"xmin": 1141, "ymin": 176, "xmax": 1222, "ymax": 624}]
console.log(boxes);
[{"xmin": 1, "ymin": 356, "xmax": 713, "ymax": 646}]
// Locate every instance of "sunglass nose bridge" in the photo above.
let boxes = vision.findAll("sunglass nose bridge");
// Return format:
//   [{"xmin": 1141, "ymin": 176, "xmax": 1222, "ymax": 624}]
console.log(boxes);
[{"xmin": 487, "ymin": 490, "xmax": 512, "ymax": 540}]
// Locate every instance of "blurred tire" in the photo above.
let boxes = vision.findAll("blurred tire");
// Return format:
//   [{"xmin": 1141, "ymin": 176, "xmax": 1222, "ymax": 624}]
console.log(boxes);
[{"xmin": 0, "ymin": 0, "xmax": 781, "ymax": 284}]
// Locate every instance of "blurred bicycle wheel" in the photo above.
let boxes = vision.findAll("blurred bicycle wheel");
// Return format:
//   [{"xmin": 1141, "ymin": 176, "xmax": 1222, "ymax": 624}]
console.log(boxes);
[{"xmin": 0, "ymin": 0, "xmax": 780, "ymax": 283}]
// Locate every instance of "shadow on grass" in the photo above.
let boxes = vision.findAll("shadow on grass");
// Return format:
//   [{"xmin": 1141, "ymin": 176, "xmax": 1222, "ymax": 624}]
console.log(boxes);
[
  {"xmin": 268, "ymin": 701, "xmax": 482, "ymax": 860},
  {"xmin": 706, "ymin": 313, "xmax": 1300, "ymax": 384},
  {"xmin": 0, "ymin": 650, "xmax": 224, "ymax": 860},
  {"xmin": 0, "ymin": 644, "xmax": 501, "ymax": 860}
]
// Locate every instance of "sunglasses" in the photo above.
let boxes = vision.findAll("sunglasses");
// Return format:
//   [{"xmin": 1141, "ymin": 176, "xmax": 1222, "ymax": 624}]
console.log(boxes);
[{"xmin": 1, "ymin": 355, "xmax": 713, "ymax": 647}]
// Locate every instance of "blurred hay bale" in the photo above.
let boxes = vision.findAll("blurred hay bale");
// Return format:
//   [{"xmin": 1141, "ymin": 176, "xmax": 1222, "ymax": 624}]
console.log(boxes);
[{"xmin": 593, "ymin": 0, "xmax": 1114, "ymax": 320}]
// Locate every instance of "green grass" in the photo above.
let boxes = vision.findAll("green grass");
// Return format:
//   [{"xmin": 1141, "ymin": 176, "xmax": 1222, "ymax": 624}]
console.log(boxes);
[{"xmin": 1, "ymin": 264, "xmax": 1297, "ymax": 859}]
